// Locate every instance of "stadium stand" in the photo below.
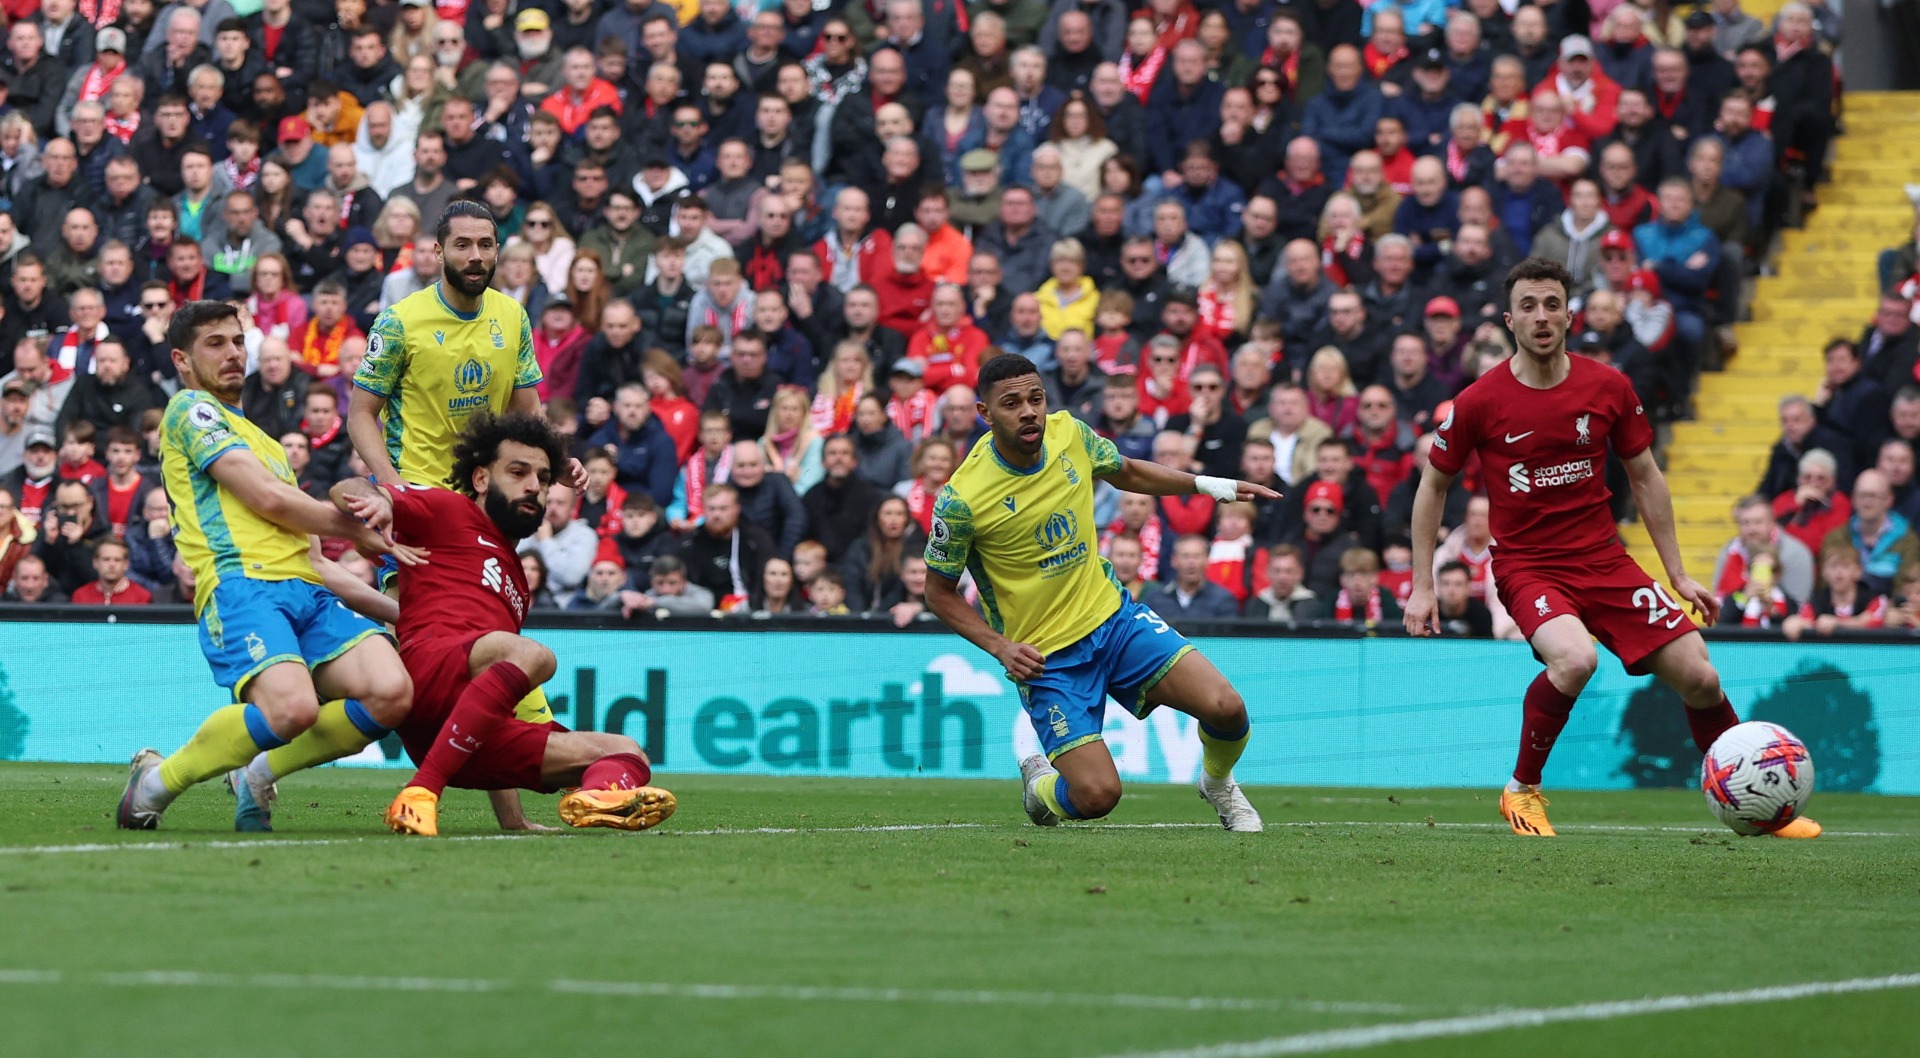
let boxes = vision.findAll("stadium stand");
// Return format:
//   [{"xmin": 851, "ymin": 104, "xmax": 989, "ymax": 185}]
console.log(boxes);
[{"xmin": 0, "ymin": 0, "xmax": 1910, "ymax": 635}]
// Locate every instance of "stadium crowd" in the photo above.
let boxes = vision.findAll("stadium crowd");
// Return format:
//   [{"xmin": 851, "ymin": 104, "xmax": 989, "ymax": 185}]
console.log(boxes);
[
  {"xmin": 1722, "ymin": 189, "xmax": 1920, "ymax": 639},
  {"xmin": 0, "ymin": 0, "xmax": 1871, "ymax": 635}
]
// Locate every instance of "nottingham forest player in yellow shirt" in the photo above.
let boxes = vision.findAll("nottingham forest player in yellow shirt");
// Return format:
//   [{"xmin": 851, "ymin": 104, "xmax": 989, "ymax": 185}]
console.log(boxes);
[
  {"xmin": 923, "ymin": 352, "xmax": 1278, "ymax": 832},
  {"xmin": 118, "ymin": 302, "xmax": 423, "ymax": 832},
  {"xmin": 348, "ymin": 200, "xmax": 585, "ymax": 495}
]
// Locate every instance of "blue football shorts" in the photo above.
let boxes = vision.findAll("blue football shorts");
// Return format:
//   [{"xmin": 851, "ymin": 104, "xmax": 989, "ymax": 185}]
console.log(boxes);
[
  {"xmin": 1017, "ymin": 594, "xmax": 1195, "ymax": 760},
  {"xmin": 197, "ymin": 578, "xmax": 386, "ymax": 700}
]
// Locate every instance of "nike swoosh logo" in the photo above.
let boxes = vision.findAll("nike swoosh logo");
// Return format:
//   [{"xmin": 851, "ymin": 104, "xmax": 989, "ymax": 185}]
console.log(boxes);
[
  {"xmin": 1504, "ymin": 432, "xmax": 1534, "ymax": 443},
  {"xmin": 478, "ymin": 536, "xmax": 497, "ymax": 548}
]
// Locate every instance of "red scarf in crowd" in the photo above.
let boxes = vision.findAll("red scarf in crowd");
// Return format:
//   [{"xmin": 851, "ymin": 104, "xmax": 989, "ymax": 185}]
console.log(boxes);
[
  {"xmin": 811, "ymin": 381, "xmax": 866, "ymax": 435},
  {"xmin": 79, "ymin": 59, "xmax": 126, "ymax": 104},
  {"xmin": 1119, "ymin": 48, "xmax": 1165, "ymax": 103},
  {"xmin": 888, "ymin": 387, "xmax": 939, "ymax": 442},
  {"xmin": 169, "ymin": 271, "xmax": 209, "ymax": 305},
  {"xmin": 1320, "ymin": 233, "xmax": 1369, "ymax": 289},
  {"xmin": 702, "ymin": 296, "xmax": 752, "ymax": 341},
  {"xmin": 683, "ymin": 446, "xmax": 733, "ymax": 520},
  {"xmin": 1333, "ymin": 587, "xmax": 1386, "ymax": 624},
  {"xmin": 1363, "ymin": 43, "xmax": 1407, "ymax": 80},
  {"xmin": 1732, "ymin": 587, "xmax": 1792, "ymax": 628},
  {"xmin": 296, "ymin": 317, "xmax": 354, "ymax": 372},
  {"xmin": 105, "ymin": 109, "xmax": 140, "ymax": 143},
  {"xmin": 1444, "ymin": 139, "xmax": 1474, "ymax": 184},
  {"xmin": 1772, "ymin": 33, "xmax": 1809, "ymax": 64}
]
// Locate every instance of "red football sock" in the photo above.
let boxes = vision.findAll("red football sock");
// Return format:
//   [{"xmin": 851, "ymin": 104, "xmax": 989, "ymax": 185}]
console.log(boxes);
[
  {"xmin": 581, "ymin": 752, "xmax": 651, "ymax": 791},
  {"xmin": 1686, "ymin": 696, "xmax": 1740, "ymax": 753},
  {"xmin": 409, "ymin": 662, "xmax": 533, "ymax": 796},
  {"xmin": 1512, "ymin": 671, "xmax": 1578, "ymax": 786}
]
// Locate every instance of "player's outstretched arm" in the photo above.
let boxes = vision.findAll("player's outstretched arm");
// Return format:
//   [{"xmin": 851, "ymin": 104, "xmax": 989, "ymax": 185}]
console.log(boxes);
[
  {"xmin": 925, "ymin": 572, "xmax": 1045, "ymax": 681},
  {"xmin": 309, "ymin": 538, "xmax": 401, "ymax": 625},
  {"xmin": 1100, "ymin": 458, "xmax": 1281, "ymax": 502},
  {"xmin": 211, "ymin": 447, "xmax": 375, "ymax": 542},
  {"xmin": 1403, "ymin": 463, "xmax": 1457, "ymax": 637},
  {"xmin": 347, "ymin": 387, "xmax": 406, "ymax": 487},
  {"xmin": 1624, "ymin": 448, "xmax": 1718, "ymax": 621}
]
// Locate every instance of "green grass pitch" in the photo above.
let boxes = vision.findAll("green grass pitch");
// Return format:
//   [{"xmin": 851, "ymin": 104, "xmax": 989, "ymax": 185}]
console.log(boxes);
[{"xmin": 1, "ymin": 765, "xmax": 1917, "ymax": 1058}]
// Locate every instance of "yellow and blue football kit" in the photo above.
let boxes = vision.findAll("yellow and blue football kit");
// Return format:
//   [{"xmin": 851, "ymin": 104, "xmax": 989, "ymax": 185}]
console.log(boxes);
[
  {"xmin": 353, "ymin": 283, "xmax": 541, "ymax": 488},
  {"xmin": 925, "ymin": 411, "xmax": 1193, "ymax": 760},
  {"xmin": 162, "ymin": 389, "xmax": 383, "ymax": 696},
  {"xmin": 145, "ymin": 391, "xmax": 390, "ymax": 807}
]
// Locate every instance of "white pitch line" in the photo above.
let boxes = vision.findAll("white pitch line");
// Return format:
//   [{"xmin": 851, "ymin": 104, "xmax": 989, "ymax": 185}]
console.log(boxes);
[
  {"xmin": 0, "ymin": 968, "xmax": 1416, "ymax": 1016},
  {"xmin": 0, "ymin": 819, "xmax": 1906, "ymax": 856},
  {"xmin": 1093, "ymin": 972, "xmax": 1920, "ymax": 1058}
]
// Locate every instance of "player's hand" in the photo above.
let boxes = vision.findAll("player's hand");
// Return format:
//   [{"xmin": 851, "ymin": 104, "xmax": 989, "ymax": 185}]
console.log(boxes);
[
  {"xmin": 501, "ymin": 819, "xmax": 562, "ymax": 832},
  {"xmin": 564, "ymin": 457, "xmax": 589, "ymax": 493},
  {"xmin": 1234, "ymin": 479, "xmax": 1281, "ymax": 501},
  {"xmin": 1671, "ymin": 574, "xmax": 1717, "ymax": 622},
  {"xmin": 344, "ymin": 490, "xmax": 393, "ymax": 533},
  {"xmin": 1402, "ymin": 588, "xmax": 1441, "ymax": 637},
  {"xmin": 993, "ymin": 641, "xmax": 1045, "ymax": 682}
]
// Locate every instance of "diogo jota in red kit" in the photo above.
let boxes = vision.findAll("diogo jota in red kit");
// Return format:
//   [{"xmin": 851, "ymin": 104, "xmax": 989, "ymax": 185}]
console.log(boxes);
[
  {"xmin": 1402, "ymin": 257, "xmax": 1819, "ymax": 839},
  {"xmin": 330, "ymin": 412, "xmax": 676, "ymax": 837}
]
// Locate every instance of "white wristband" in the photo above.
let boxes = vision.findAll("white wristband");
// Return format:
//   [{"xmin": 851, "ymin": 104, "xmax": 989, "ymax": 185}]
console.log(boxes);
[{"xmin": 1194, "ymin": 476, "xmax": 1239, "ymax": 502}]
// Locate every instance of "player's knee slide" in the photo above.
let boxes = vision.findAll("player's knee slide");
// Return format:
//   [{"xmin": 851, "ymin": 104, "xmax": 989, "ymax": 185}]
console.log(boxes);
[{"xmin": 1072, "ymin": 779, "xmax": 1122, "ymax": 818}]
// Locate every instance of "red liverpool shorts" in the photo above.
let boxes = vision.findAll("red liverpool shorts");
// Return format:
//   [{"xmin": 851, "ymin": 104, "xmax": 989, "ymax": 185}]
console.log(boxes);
[
  {"xmin": 1495, "ymin": 549, "xmax": 1699, "ymax": 675},
  {"xmin": 397, "ymin": 634, "xmax": 567, "ymax": 792}
]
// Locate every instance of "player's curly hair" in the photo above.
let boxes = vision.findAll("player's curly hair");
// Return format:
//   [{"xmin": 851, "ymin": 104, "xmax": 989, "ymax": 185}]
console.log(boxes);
[
  {"xmin": 976, "ymin": 351, "xmax": 1042, "ymax": 401},
  {"xmin": 1502, "ymin": 257, "xmax": 1575, "ymax": 305},
  {"xmin": 447, "ymin": 412, "xmax": 571, "ymax": 498}
]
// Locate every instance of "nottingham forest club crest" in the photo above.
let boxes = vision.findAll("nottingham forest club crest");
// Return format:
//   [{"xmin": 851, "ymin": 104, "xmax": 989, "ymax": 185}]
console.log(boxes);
[{"xmin": 488, "ymin": 318, "xmax": 506, "ymax": 349}]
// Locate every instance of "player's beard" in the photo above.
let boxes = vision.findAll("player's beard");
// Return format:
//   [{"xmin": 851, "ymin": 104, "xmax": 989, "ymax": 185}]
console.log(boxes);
[
  {"xmin": 443, "ymin": 256, "xmax": 497, "ymax": 300},
  {"xmin": 485, "ymin": 486, "xmax": 545, "ymax": 540}
]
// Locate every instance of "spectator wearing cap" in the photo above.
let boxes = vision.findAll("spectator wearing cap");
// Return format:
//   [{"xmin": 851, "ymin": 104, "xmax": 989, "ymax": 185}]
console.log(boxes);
[
  {"xmin": 272, "ymin": 114, "xmax": 328, "ymax": 191},
  {"xmin": 1, "ymin": 424, "xmax": 61, "ymax": 521},
  {"xmin": 1547, "ymin": 34, "xmax": 1621, "ymax": 144},
  {"xmin": 55, "ymin": 26, "xmax": 127, "ymax": 134},
  {"xmin": 1391, "ymin": 46, "xmax": 1462, "ymax": 157},
  {"xmin": 1279, "ymin": 478, "xmax": 1363, "ymax": 598},
  {"xmin": 1679, "ymin": 10, "xmax": 1737, "ymax": 99},
  {"xmin": 0, "ymin": 377, "xmax": 29, "ymax": 475},
  {"xmin": 324, "ymin": 227, "xmax": 386, "ymax": 331}
]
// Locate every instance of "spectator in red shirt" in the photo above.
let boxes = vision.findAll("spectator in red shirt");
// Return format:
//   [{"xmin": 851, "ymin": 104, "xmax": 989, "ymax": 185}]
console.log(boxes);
[
  {"xmin": 872, "ymin": 222, "xmax": 937, "ymax": 337},
  {"xmin": 539, "ymin": 47, "xmax": 622, "ymax": 135},
  {"xmin": 57, "ymin": 421, "xmax": 107, "ymax": 486},
  {"xmin": 1347, "ymin": 385, "xmax": 1416, "ymax": 500},
  {"xmin": 99, "ymin": 427, "xmax": 158, "ymax": 539},
  {"xmin": 884, "ymin": 359, "xmax": 939, "ymax": 444},
  {"xmin": 1152, "ymin": 429, "xmax": 1215, "ymax": 537},
  {"xmin": 1137, "ymin": 335, "xmax": 1192, "ymax": 425},
  {"xmin": 1205, "ymin": 501, "xmax": 1268, "ymax": 604},
  {"xmin": 906, "ymin": 283, "xmax": 989, "ymax": 393},
  {"xmin": 71, "ymin": 538, "xmax": 153, "ymax": 606},
  {"xmin": 1509, "ymin": 90, "xmax": 1592, "ymax": 190}
]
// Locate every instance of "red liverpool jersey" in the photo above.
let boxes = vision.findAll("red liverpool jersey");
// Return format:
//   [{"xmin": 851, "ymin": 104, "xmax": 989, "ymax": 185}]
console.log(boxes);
[
  {"xmin": 1428, "ymin": 355, "xmax": 1652, "ymax": 569},
  {"xmin": 382, "ymin": 484, "xmax": 531, "ymax": 648}
]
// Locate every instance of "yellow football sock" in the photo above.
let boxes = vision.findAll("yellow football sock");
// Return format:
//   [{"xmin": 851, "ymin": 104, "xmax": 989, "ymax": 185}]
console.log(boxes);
[
  {"xmin": 513, "ymin": 685, "xmax": 553, "ymax": 724},
  {"xmin": 1198, "ymin": 721, "xmax": 1250, "ymax": 781},
  {"xmin": 158, "ymin": 705, "xmax": 274, "ymax": 795},
  {"xmin": 1033, "ymin": 771, "xmax": 1074, "ymax": 820},
  {"xmin": 263, "ymin": 700, "xmax": 385, "ymax": 779}
]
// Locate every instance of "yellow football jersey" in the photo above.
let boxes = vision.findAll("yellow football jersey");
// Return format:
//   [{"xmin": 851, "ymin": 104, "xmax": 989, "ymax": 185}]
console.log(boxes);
[
  {"xmin": 160, "ymin": 390, "xmax": 321, "ymax": 614},
  {"xmin": 925, "ymin": 411, "xmax": 1127, "ymax": 655},
  {"xmin": 354, "ymin": 284, "xmax": 541, "ymax": 488}
]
